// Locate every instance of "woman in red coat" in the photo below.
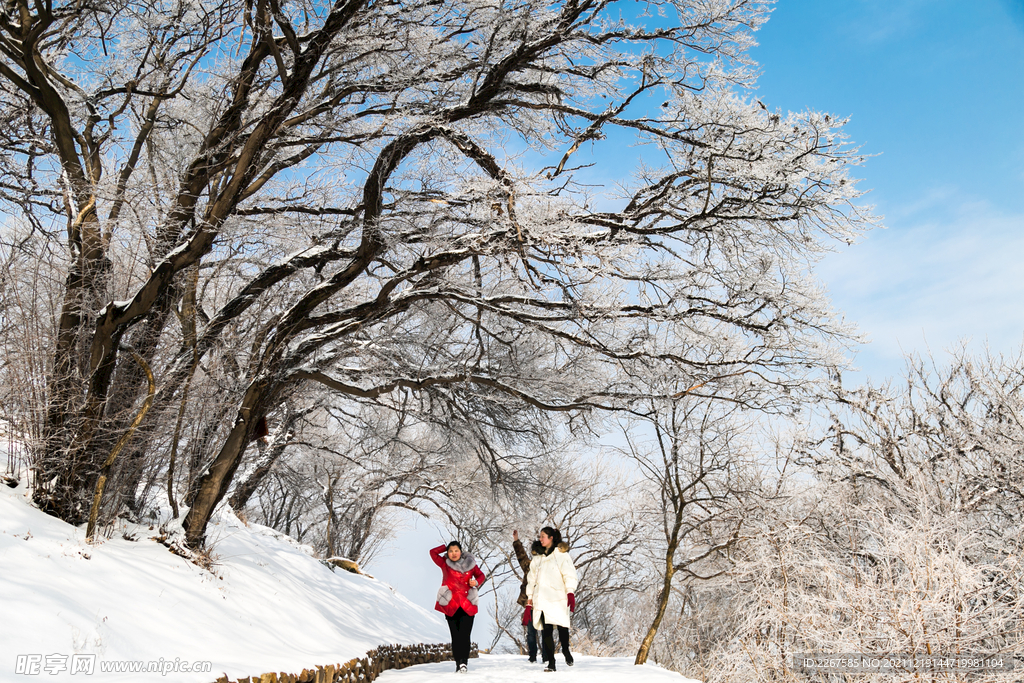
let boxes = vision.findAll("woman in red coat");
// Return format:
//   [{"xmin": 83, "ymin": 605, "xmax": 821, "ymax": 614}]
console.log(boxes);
[{"xmin": 431, "ymin": 541, "xmax": 486, "ymax": 674}]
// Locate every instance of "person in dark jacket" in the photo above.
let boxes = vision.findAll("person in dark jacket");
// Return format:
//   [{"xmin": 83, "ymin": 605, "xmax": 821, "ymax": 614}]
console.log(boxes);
[
  {"xmin": 513, "ymin": 530, "xmax": 548, "ymax": 663},
  {"xmin": 431, "ymin": 541, "xmax": 487, "ymax": 674}
]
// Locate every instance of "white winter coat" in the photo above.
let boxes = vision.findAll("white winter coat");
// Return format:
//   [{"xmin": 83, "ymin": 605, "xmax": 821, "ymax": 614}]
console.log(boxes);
[{"xmin": 526, "ymin": 544, "xmax": 578, "ymax": 629}]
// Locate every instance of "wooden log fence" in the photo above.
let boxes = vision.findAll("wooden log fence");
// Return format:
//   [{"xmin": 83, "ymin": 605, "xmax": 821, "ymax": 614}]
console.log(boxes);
[{"xmin": 213, "ymin": 641, "xmax": 479, "ymax": 683}]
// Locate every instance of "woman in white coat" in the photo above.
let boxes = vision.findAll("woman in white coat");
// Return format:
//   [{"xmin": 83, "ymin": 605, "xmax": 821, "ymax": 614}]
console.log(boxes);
[{"xmin": 526, "ymin": 526, "xmax": 578, "ymax": 672}]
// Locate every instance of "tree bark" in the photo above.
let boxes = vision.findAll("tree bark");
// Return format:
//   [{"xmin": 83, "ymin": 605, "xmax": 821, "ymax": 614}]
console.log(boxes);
[
  {"xmin": 635, "ymin": 526, "xmax": 679, "ymax": 665},
  {"xmin": 228, "ymin": 406, "xmax": 305, "ymax": 512},
  {"xmin": 183, "ymin": 380, "xmax": 276, "ymax": 547}
]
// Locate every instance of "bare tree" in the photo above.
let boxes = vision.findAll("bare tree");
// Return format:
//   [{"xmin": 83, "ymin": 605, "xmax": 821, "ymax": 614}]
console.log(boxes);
[
  {"xmin": 673, "ymin": 347, "xmax": 1024, "ymax": 682},
  {"xmin": 615, "ymin": 395, "xmax": 756, "ymax": 665},
  {"xmin": 818, "ymin": 346, "xmax": 1024, "ymax": 527},
  {"xmin": 1, "ymin": 0, "xmax": 871, "ymax": 549},
  {"xmin": 705, "ymin": 482, "xmax": 1024, "ymax": 683},
  {"xmin": 236, "ymin": 386, "xmax": 504, "ymax": 564}
]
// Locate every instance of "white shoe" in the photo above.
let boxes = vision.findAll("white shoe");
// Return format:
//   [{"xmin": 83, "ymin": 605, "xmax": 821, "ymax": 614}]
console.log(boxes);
[{"xmin": 458, "ymin": 664, "xmax": 468, "ymax": 673}]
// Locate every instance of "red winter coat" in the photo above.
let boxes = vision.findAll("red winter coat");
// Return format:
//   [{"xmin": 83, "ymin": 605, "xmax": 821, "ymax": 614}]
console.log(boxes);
[{"xmin": 431, "ymin": 545, "xmax": 487, "ymax": 617}]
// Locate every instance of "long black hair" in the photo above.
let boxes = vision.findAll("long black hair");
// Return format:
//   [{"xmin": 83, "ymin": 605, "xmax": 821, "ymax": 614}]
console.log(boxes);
[{"xmin": 540, "ymin": 526, "xmax": 562, "ymax": 555}]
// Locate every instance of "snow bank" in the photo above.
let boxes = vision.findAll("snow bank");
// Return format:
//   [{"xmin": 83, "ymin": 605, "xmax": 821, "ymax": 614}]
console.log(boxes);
[{"xmin": 0, "ymin": 482, "xmax": 448, "ymax": 683}]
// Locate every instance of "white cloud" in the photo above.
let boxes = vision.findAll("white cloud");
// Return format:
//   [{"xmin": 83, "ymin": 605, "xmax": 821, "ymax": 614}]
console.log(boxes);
[{"xmin": 818, "ymin": 195, "xmax": 1024, "ymax": 382}]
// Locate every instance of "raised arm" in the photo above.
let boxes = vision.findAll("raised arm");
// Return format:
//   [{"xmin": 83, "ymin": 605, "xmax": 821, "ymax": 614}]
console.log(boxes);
[
  {"xmin": 430, "ymin": 544, "xmax": 448, "ymax": 569},
  {"xmin": 513, "ymin": 538, "xmax": 531, "ymax": 574}
]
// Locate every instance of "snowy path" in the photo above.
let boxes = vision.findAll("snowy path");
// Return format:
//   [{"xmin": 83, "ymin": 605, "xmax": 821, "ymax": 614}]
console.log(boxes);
[{"xmin": 376, "ymin": 654, "xmax": 701, "ymax": 682}]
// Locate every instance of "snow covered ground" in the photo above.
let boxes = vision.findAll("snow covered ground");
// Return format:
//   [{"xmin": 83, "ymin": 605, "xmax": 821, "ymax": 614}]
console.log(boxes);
[
  {"xmin": 1, "ymin": 480, "xmax": 701, "ymax": 683},
  {"xmin": 378, "ymin": 654, "xmax": 701, "ymax": 682},
  {"xmin": 0, "ymin": 481, "xmax": 447, "ymax": 682}
]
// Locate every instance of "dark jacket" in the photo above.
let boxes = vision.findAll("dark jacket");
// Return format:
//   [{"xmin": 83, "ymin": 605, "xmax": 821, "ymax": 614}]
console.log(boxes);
[
  {"xmin": 431, "ymin": 545, "xmax": 487, "ymax": 617},
  {"xmin": 513, "ymin": 538, "xmax": 532, "ymax": 607}
]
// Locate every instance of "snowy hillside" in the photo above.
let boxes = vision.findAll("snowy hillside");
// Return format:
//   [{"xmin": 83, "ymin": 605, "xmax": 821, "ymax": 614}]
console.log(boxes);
[
  {"xmin": 0, "ymin": 481, "xmax": 448, "ymax": 682},
  {"xmin": 1, "ymin": 481, "xmax": 703, "ymax": 683}
]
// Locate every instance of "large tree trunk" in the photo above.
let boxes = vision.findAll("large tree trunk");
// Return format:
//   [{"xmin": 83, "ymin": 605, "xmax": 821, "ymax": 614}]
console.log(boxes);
[
  {"xmin": 35, "ymin": 205, "xmax": 111, "ymax": 521},
  {"xmin": 183, "ymin": 401, "xmax": 236, "ymax": 508},
  {"xmin": 228, "ymin": 406, "xmax": 304, "ymax": 512},
  {"xmin": 35, "ymin": 262, "xmax": 114, "ymax": 523},
  {"xmin": 183, "ymin": 380, "xmax": 275, "ymax": 548},
  {"xmin": 21, "ymin": 5, "xmax": 111, "ymax": 519}
]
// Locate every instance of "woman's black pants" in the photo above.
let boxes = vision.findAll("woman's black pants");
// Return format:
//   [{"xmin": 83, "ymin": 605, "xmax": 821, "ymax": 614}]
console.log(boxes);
[
  {"xmin": 446, "ymin": 607, "xmax": 475, "ymax": 666},
  {"xmin": 539, "ymin": 613, "xmax": 571, "ymax": 668},
  {"xmin": 525, "ymin": 617, "xmax": 550, "ymax": 662}
]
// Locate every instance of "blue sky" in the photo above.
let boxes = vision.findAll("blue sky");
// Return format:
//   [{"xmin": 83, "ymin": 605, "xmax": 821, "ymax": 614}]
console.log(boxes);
[{"xmin": 752, "ymin": 0, "xmax": 1024, "ymax": 382}]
